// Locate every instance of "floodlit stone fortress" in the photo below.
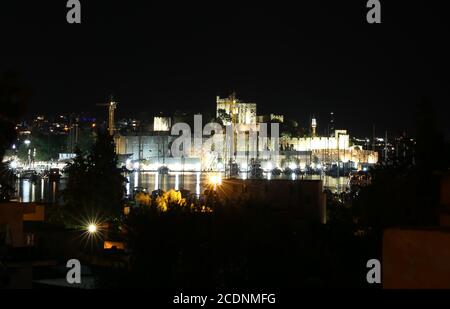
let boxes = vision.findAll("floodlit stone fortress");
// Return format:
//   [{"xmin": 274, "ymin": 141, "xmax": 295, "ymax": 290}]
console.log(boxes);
[{"xmin": 114, "ymin": 94, "xmax": 378, "ymax": 172}]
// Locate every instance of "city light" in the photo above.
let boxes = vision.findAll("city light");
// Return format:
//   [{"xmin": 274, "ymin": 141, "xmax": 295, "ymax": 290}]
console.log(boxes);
[
  {"xmin": 79, "ymin": 217, "xmax": 106, "ymax": 247},
  {"xmin": 2, "ymin": 2, "xmax": 441, "ymax": 292},
  {"xmin": 241, "ymin": 162, "xmax": 248, "ymax": 171},
  {"xmin": 87, "ymin": 224, "xmax": 97, "ymax": 234},
  {"xmin": 208, "ymin": 174, "xmax": 222, "ymax": 186},
  {"xmin": 217, "ymin": 162, "xmax": 224, "ymax": 171},
  {"xmin": 195, "ymin": 163, "xmax": 201, "ymax": 172},
  {"xmin": 173, "ymin": 163, "xmax": 182, "ymax": 171}
]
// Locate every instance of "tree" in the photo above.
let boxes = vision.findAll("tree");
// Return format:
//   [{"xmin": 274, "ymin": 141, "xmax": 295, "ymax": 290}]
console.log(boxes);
[
  {"xmin": 0, "ymin": 72, "xmax": 29, "ymax": 158},
  {"xmin": 62, "ymin": 132, "xmax": 125, "ymax": 224},
  {"xmin": 75, "ymin": 127, "xmax": 96, "ymax": 154},
  {"xmin": 88, "ymin": 132, "xmax": 125, "ymax": 217},
  {"xmin": 217, "ymin": 109, "xmax": 231, "ymax": 125},
  {"xmin": 17, "ymin": 132, "xmax": 67, "ymax": 162},
  {"xmin": 353, "ymin": 99, "xmax": 447, "ymax": 231},
  {"xmin": 0, "ymin": 71, "xmax": 29, "ymax": 201}
]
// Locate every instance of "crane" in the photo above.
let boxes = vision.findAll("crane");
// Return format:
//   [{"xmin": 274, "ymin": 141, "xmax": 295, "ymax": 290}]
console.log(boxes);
[{"xmin": 97, "ymin": 95, "xmax": 117, "ymax": 136}]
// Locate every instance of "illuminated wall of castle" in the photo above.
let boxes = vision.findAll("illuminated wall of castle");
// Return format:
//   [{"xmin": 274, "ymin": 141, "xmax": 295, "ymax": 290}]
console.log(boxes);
[
  {"xmin": 216, "ymin": 95, "xmax": 257, "ymax": 125},
  {"xmin": 114, "ymin": 95, "xmax": 378, "ymax": 171}
]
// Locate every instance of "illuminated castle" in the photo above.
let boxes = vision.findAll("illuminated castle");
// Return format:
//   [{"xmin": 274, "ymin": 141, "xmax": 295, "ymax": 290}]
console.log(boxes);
[
  {"xmin": 114, "ymin": 94, "xmax": 378, "ymax": 171},
  {"xmin": 216, "ymin": 93, "xmax": 257, "ymax": 126}
]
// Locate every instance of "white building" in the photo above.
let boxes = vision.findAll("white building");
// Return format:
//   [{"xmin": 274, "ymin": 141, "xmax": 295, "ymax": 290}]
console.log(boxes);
[
  {"xmin": 153, "ymin": 116, "xmax": 171, "ymax": 132},
  {"xmin": 216, "ymin": 94, "xmax": 257, "ymax": 126}
]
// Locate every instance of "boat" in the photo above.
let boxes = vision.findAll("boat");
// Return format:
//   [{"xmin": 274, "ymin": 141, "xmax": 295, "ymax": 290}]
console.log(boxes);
[
  {"xmin": 229, "ymin": 162, "xmax": 240, "ymax": 178},
  {"xmin": 294, "ymin": 168, "xmax": 304, "ymax": 176},
  {"xmin": 19, "ymin": 170, "xmax": 39, "ymax": 182},
  {"xmin": 325, "ymin": 164, "xmax": 355, "ymax": 177},
  {"xmin": 48, "ymin": 168, "xmax": 61, "ymax": 181},
  {"xmin": 158, "ymin": 166, "xmax": 169, "ymax": 175},
  {"xmin": 283, "ymin": 167, "xmax": 293, "ymax": 176},
  {"xmin": 250, "ymin": 161, "xmax": 264, "ymax": 179},
  {"xmin": 349, "ymin": 170, "xmax": 371, "ymax": 191},
  {"xmin": 271, "ymin": 167, "xmax": 282, "ymax": 176}
]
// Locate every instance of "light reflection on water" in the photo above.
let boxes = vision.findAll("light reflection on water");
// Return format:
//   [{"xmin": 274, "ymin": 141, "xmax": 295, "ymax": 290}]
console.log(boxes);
[
  {"xmin": 174, "ymin": 173, "xmax": 179, "ymax": 191},
  {"xmin": 31, "ymin": 182, "xmax": 35, "ymax": 202},
  {"xmin": 126, "ymin": 176, "xmax": 130, "ymax": 196},
  {"xmin": 16, "ymin": 172, "xmax": 349, "ymax": 203},
  {"xmin": 22, "ymin": 179, "xmax": 30, "ymax": 203},
  {"xmin": 196, "ymin": 172, "xmax": 200, "ymax": 196},
  {"xmin": 127, "ymin": 172, "xmax": 348, "ymax": 195},
  {"xmin": 40, "ymin": 178, "xmax": 44, "ymax": 200},
  {"xmin": 17, "ymin": 179, "xmax": 62, "ymax": 203}
]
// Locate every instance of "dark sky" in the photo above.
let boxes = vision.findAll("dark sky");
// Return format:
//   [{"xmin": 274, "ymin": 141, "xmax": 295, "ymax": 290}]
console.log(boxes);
[{"xmin": 1, "ymin": 1, "xmax": 449, "ymax": 138}]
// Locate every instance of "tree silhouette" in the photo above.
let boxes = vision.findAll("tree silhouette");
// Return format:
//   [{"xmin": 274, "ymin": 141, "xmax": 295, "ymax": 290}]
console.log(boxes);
[
  {"xmin": 354, "ymin": 98, "xmax": 447, "ymax": 231},
  {"xmin": 63, "ymin": 132, "xmax": 125, "ymax": 224},
  {"xmin": 0, "ymin": 71, "xmax": 29, "ymax": 201}
]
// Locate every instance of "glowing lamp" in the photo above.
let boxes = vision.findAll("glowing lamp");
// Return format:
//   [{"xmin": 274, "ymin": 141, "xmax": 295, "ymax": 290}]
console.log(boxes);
[{"xmin": 87, "ymin": 224, "xmax": 97, "ymax": 233}]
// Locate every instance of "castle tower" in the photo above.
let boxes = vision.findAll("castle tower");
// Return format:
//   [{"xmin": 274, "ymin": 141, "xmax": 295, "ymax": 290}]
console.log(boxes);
[
  {"xmin": 329, "ymin": 112, "xmax": 335, "ymax": 136},
  {"xmin": 311, "ymin": 116, "xmax": 317, "ymax": 137},
  {"xmin": 108, "ymin": 95, "xmax": 117, "ymax": 136}
]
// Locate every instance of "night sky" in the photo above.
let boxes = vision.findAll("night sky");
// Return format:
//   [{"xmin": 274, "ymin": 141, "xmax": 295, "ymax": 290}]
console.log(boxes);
[{"xmin": 1, "ymin": 1, "xmax": 449, "ymax": 138}]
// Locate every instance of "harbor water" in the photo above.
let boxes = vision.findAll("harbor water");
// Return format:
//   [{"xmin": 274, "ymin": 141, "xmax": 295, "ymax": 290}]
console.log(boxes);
[{"xmin": 15, "ymin": 172, "xmax": 349, "ymax": 203}]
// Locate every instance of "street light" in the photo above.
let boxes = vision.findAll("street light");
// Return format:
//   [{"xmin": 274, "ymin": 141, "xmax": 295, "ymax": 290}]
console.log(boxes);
[
  {"xmin": 208, "ymin": 173, "xmax": 222, "ymax": 192},
  {"xmin": 10, "ymin": 160, "xmax": 18, "ymax": 169},
  {"xmin": 208, "ymin": 174, "xmax": 222, "ymax": 186},
  {"xmin": 87, "ymin": 224, "xmax": 97, "ymax": 234}
]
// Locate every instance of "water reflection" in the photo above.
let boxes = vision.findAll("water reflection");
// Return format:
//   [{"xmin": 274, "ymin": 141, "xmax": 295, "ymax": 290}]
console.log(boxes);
[
  {"xmin": 196, "ymin": 172, "xmax": 200, "ymax": 196},
  {"xmin": 174, "ymin": 173, "xmax": 179, "ymax": 191},
  {"xmin": 52, "ymin": 181, "xmax": 57, "ymax": 203},
  {"xmin": 16, "ymin": 172, "xmax": 349, "ymax": 203},
  {"xmin": 17, "ymin": 178, "xmax": 63, "ymax": 203},
  {"xmin": 134, "ymin": 172, "xmax": 139, "ymax": 188},
  {"xmin": 41, "ymin": 178, "xmax": 44, "ymax": 200},
  {"xmin": 31, "ymin": 182, "xmax": 35, "ymax": 202},
  {"xmin": 22, "ymin": 180, "xmax": 30, "ymax": 203},
  {"xmin": 126, "ymin": 176, "xmax": 130, "ymax": 196}
]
